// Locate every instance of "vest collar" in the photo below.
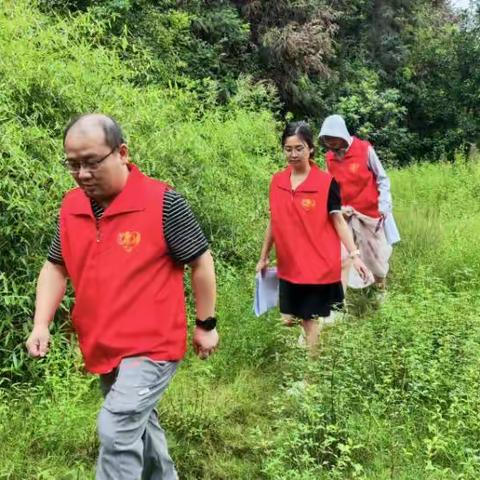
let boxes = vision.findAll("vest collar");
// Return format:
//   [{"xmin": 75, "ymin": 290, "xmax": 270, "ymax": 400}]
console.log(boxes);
[
  {"xmin": 70, "ymin": 164, "xmax": 147, "ymax": 217},
  {"xmin": 276, "ymin": 162, "xmax": 325, "ymax": 192}
]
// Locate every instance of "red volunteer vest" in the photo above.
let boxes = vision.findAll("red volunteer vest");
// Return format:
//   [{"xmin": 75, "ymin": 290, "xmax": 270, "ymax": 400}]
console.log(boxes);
[
  {"xmin": 326, "ymin": 136, "xmax": 380, "ymax": 218},
  {"xmin": 269, "ymin": 163, "xmax": 341, "ymax": 284},
  {"xmin": 60, "ymin": 164, "xmax": 187, "ymax": 374}
]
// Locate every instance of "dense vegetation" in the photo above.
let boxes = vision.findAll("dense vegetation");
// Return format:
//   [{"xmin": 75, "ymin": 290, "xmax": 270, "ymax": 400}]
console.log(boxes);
[
  {"xmin": 1, "ymin": 0, "xmax": 480, "ymax": 478},
  {"xmin": 38, "ymin": 0, "xmax": 480, "ymax": 163}
]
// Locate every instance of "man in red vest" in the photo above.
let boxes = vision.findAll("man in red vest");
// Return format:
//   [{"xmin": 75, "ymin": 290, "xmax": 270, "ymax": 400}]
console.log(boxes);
[{"xmin": 26, "ymin": 113, "xmax": 218, "ymax": 480}]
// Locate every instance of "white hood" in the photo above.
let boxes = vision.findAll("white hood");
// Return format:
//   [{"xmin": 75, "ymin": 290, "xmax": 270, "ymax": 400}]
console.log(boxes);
[{"xmin": 319, "ymin": 114, "xmax": 352, "ymax": 145}]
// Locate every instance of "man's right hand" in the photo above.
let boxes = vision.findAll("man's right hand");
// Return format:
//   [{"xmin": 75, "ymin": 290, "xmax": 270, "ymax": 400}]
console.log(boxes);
[{"xmin": 26, "ymin": 326, "xmax": 50, "ymax": 357}]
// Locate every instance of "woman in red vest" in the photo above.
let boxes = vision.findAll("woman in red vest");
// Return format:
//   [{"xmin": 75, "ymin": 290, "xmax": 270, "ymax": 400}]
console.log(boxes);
[
  {"xmin": 319, "ymin": 114, "xmax": 400, "ymax": 295},
  {"xmin": 256, "ymin": 122, "xmax": 370, "ymax": 351}
]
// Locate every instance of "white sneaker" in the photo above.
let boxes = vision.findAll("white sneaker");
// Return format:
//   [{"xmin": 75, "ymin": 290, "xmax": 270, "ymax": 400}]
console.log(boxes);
[
  {"xmin": 375, "ymin": 290, "xmax": 387, "ymax": 304},
  {"xmin": 323, "ymin": 312, "xmax": 336, "ymax": 326},
  {"xmin": 324, "ymin": 311, "xmax": 346, "ymax": 325}
]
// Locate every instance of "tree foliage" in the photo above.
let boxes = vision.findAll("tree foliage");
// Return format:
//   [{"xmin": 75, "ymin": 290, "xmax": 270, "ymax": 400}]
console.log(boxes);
[
  {"xmin": 0, "ymin": 0, "xmax": 279, "ymax": 382},
  {"xmin": 2, "ymin": 0, "xmax": 480, "ymax": 380},
  {"xmin": 39, "ymin": 0, "xmax": 480, "ymax": 164}
]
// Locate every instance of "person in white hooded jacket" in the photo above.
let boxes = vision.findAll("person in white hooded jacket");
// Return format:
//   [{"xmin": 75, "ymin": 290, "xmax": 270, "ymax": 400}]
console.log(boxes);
[{"xmin": 319, "ymin": 114, "xmax": 400, "ymax": 294}]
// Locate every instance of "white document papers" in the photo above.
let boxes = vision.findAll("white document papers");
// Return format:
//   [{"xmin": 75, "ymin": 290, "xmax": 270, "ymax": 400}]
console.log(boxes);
[
  {"xmin": 384, "ymin": 213, "xmax": 401, "ymax": 245},
  {"xmin": 253, "ymin": 267, "xmax": 279, "ymax": 317}
]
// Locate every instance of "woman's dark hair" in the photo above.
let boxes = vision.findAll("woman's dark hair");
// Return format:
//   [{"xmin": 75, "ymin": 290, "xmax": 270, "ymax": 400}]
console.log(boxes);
[
  {"xmin": 281, "ymin": 121, "xmax": 315, "ymax": 158},
  {"xmin": 63, "ymin": 114, "xmax": 125, "ymax": 148}
]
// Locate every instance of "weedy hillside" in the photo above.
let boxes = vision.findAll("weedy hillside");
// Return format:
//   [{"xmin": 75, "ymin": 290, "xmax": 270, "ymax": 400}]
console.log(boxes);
[{"xmin": 1, "ymin": 2, "xmax": 480, "ymax": 479}]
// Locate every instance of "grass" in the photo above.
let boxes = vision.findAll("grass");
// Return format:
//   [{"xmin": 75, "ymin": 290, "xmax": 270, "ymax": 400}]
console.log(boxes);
[
  {"xmin": 2, "ymin": 159, "xmax": 480, "ymax": 479},
  {"xmin": 0, "ymin": 361, "xmax": 283, "ymax": 479}
]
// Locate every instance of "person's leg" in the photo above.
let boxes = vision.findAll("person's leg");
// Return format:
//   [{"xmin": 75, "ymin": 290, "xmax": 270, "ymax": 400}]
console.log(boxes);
[
  {"xmin": 141, "ymin": 408, "xmax": 177, "ymax": 480},
  {"xmin": 373, "ymin": 275, "xmax": 387, "ymax": 303},
  {"xmin": 96, "ymin": 357, "xmax": 178, "ymax": 480},
  {"xmin": 374, "ymin": 275, "xmax": 386, "ymax": 290},
  {"xmin": 279, "ymin": 280, "xmax": 297, "ymax": 327},
  {"xmin": 301, "ymin": 318, "xmax": 323, "ymax": 353},
  {"xmin": 364, "ymin": 226, "xmax": 391, "ymax": 295},
  {"xmin": 99, "ymin": 379, "xmax": 177, "ymax": 480}
]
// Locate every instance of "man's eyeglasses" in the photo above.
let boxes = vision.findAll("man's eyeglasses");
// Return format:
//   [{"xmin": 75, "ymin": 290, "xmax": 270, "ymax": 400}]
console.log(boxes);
[{"xmin": 64, "ymin": 147, "xmax": 116, "ymax": 173}]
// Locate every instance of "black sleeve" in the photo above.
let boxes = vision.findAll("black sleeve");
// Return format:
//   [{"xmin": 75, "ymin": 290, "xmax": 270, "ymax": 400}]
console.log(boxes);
[
  {"xmin": 163, "ymin": 190, "xmax": 209, "ymax": 264},
  {"xmin": 47, "ymin": 217, "xmax": 65, "ymax": 265},
  {"xmin": 327, "ymin": 179, "xmax": 341, "ymax": 214}
]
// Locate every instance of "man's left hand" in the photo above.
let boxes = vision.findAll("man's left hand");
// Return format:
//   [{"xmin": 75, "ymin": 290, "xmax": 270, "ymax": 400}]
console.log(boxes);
[{"xmin": 192, "ymin": 327, "xmax": 219, "ymax": 359}]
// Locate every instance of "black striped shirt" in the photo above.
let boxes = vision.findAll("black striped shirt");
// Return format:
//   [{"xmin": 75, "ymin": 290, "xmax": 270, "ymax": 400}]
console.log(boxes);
[{"xmin": 47, "ymin": 190, "xmax": 208, "ymax": 265}]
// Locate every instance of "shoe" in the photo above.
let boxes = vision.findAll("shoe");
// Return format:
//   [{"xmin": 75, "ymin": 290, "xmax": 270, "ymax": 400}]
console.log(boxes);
[
  {"xmin": 324, "ymin": 310, "xmax": 346, "ymax": 325},
  {"xmin": 323, "ymin": 312, "xmax": 336, "ymax": 326},
  {"xmin": 375, "ymin": 289, "xmax": 387, "ymax": 304}
]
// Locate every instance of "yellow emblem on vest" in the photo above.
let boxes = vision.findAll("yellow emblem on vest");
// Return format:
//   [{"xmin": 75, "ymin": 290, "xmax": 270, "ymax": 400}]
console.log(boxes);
[
  {"xmin": 349, "ymin": 162, "xmax": 360, "ymax": 173},
  {"xmin": 117, "ymin": 231, "xmax": 141, "ymax": 252},
  {"xmin": 301, "ymin": 199, "xmax": 316, "ymax": 211}
]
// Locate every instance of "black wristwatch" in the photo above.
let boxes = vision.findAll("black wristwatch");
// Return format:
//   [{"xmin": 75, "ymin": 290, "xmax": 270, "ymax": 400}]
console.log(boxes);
[{"xmin": 195, "ymin": 316, "xmax": 217, "ymax": 331}]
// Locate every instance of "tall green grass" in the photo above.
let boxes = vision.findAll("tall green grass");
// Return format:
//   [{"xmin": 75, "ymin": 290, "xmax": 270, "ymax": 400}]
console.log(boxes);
[
  {"xmin": 2, "ymin": 160, "xmax": 480, "ymax": 479},
  {"xmin": 0, "ymin": 0, "xmax": 280, "ymax": 382},
  {"xmin": 259, "ymin": 160, "xmax": 480, "ymax": 479},
  {"xmin": 2, "ymin": 2, "xmax": 480, "ymax": 479},
  {"xmin": 392, "ymin": 158, "xmax": 480, "ymax": 291}
]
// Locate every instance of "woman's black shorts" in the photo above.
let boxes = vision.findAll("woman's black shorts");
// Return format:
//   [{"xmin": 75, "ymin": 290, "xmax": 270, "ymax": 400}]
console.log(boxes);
[{"xmin": 279, "ymin": 279, "xmax": 344, "ymax": 320}]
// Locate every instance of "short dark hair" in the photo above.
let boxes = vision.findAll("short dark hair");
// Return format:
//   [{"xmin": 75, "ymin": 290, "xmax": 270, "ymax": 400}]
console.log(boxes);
[
  {"xmin": 281, "ymin": 121, "xmax": 315, "ymax": 158},
  {"xmin": 63, "ymin": 114, "xmax": 125, "ymax": 149}
]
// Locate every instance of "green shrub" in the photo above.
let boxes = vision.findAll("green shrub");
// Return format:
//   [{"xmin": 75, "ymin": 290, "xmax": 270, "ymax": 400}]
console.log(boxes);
[
  {"xmin": 2, "ymin": 2, "xmax": 480, "ymax": 479},
  {"xmin": 0, "ymin": 0, "xmax": 280, "ymax": 382}
]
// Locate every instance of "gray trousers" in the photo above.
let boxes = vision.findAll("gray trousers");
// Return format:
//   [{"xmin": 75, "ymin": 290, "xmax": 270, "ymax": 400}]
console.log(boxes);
[{"xmin": 96, "ymin": 356, "xmax": 179, "ymax": 480}]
